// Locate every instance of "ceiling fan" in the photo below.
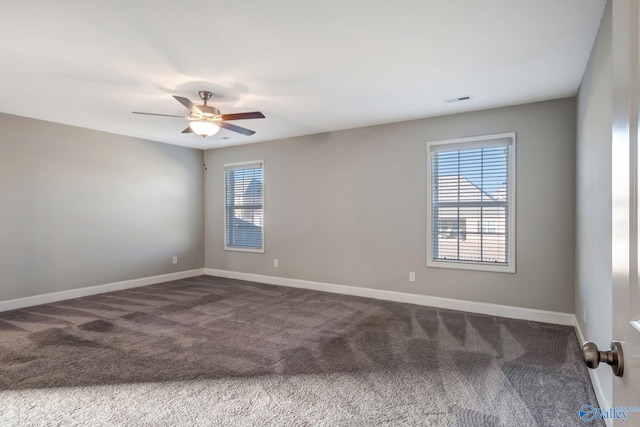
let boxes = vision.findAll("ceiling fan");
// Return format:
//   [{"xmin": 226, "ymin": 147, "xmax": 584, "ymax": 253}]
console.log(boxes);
[{"xmin": 133, "ymin": 91, "xmax": 265, "ymax": 137}]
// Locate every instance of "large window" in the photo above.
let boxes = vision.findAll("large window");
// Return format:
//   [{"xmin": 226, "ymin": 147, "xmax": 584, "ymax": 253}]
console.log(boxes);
[
  {"xmin": 224, "ymin": 161, "xmax": 264, "ymax": 252},
  {"xmin": 427, "ymin": 133, "xmax": 515, "ymax": 272}
]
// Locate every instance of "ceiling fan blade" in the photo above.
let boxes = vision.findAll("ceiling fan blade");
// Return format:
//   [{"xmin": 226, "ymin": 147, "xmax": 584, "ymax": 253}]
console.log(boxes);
[
  {"xmin": 219, "ymin": 111, "xmax": 265, "ymax": 121},
  {"xmin": 132, "ymin": 111, "xmax": 187, "ymax": 118},
  {"xmin": 173, "ymin": 95, "xmax": 203, "ymax": 115},
  {"xmin": 219, "ymin": 122, "xmax": 256, "ymax": 136},
  {"xmin": 181, "ymin": 126, "xmax": 193, "ymax": 134}
]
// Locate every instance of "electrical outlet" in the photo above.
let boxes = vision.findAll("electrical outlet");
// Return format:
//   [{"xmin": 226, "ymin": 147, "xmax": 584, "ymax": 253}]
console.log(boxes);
[
  {"xmin": 409, "ymin": 272, "xmax": 416, "ymax": 282},
  {"xmin": 172, "ymin": 256, "xmax": 178, "ymax": 265},
  {"xmin": 583, "ymin": 307, "xmax": 587, "ymax": 324},
  {"xmin": 274, "ymin": 259, "xmax": 279, "ymax": 268}
]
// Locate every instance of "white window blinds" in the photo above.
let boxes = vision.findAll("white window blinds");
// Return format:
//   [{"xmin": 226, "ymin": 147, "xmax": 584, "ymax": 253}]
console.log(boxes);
[
  {"xmin": 224, "ymin": 161, "xmax": 264, "ymax": 252},
  {"xmin": 428, "ymin": 134, "xmax": 515, "ymax": 272}
]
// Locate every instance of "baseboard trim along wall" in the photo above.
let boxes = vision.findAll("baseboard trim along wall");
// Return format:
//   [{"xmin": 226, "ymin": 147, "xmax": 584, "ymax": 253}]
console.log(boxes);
[
  {"xmin": 0, "ymin": 269, "xmax": 206, "ymax": 313},
  {"xmin": 2, "ymin": 267, "xmax": 576, "ymax": 326},
  {"xmin": 205, "ymin": 268, "xmax": 575, "ymax": 326},
  {"xmin": 574, "ymin": 320, "xmax": 612, "ymax": 427}
]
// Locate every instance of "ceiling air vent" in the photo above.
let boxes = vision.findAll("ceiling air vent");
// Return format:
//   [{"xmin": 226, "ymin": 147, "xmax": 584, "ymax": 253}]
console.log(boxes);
[{"xmin": 444, "ymin": 95, "xmax": 472, "ymax": 104}]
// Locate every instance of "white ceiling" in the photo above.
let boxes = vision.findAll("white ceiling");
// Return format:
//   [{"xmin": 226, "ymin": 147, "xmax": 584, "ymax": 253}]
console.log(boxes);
[{"xmin": 0, "ymin": 1, "xmax": 606, "ymax": 150}]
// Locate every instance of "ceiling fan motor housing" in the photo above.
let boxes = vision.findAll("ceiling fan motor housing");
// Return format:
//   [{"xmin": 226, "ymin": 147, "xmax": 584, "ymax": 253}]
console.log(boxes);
[
  {"xmin": 197, "ymin": 105, "xmax": 220, "ymax": 118},
  {"xmin": 195, "ymin": 91, "xmax": 220, "ymax": 118}
]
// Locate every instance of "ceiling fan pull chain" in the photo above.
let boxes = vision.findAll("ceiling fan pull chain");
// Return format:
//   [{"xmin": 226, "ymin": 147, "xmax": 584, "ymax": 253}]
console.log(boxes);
[{"xmin": 203, "ymin": 136, "xmax": 208, "ymax": 171}]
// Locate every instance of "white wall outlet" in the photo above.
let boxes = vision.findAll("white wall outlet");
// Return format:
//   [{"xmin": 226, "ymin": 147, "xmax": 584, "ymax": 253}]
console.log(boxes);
[
  {"xmin": 274, "ymin": 259, "xmax": 279, "ymax": 268},
  {"xmin": 409, "ymin": 272, "xmax": 416, "ymax": 282},
  {"xmin": 583, "ymin": 307, "xmax": 587, "ymax": 324},
  {"xmin": 172, "ymin": 256, "xmax": 178, "ymax": 265}
]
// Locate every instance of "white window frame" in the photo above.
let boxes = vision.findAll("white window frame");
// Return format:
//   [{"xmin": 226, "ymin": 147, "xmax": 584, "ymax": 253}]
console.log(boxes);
[
  {"xmin": 426, "ymin": 132, "xmax": 516, "ymax": 273},
  {"xmin": 223, "ymin": 160, "xmax": 265, "ymax": 253}
]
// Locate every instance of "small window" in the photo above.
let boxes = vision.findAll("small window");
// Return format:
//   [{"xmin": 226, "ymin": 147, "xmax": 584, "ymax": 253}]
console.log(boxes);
[
  {"xmin": 224, "ymin": 161, "xmax": 264, "ymax": 252},
  {"xmin": 427, "ymin": 133, "xmax": 516, "ymax": 273}
]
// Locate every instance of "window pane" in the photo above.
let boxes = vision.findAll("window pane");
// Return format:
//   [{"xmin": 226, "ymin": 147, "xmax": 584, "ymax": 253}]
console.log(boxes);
[
  {"xmin": 430, "ymin": 141, "xmax": 510, "ymax": 266},
  {"xmin": 225, "ymin": 164, "xmax": 263, "ymax": 250}
]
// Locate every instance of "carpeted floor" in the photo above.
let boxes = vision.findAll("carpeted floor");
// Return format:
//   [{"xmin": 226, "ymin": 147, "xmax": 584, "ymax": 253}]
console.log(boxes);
[{"xmin": 0, "ymin": 276, "xmax": 602, "ymax": 426}]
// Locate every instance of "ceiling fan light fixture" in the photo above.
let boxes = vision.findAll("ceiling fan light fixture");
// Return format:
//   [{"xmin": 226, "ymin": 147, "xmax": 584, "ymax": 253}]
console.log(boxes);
[
  {"xmin": 189, "ymin": 120, "xmax": 220, "ymax": 136},
  {"xmin": 133, "ymin": 91, "xmax": 264, "ymax": 137}
]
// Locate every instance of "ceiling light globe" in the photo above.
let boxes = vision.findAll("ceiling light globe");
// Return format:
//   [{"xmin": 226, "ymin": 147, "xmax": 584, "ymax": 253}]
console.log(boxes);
[{"xmin": 189, "ymin": 121, "xmax": 220, "ymax": 137}]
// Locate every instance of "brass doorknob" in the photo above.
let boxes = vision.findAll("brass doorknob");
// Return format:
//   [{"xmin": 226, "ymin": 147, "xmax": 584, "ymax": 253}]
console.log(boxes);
[{"xmin": 582, "ymin": 341, "xmax": 624, "ymax": 377}]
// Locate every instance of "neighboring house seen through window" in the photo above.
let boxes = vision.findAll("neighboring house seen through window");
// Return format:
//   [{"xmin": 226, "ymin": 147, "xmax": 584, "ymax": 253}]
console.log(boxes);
[
  {"xmin": 224, "ymin": 161, "xmax": 264, "ymax": 252},
  {"xmin": 427, "ymin": 133, "xmax": 515, "ymax": 273}
]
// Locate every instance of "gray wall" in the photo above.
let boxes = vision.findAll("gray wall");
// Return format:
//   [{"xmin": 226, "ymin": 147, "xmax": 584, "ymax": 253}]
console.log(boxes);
[
  {"xmin": 205, "ymin": 98, "xmax": 576, "ymax": 313},
  {"xmin": 0, "ymin": 113, "xmax": 205, "ymax": 301},
  {"xmin": 576, "ymin": 0, "xmax": 612, "ymax": 407}
]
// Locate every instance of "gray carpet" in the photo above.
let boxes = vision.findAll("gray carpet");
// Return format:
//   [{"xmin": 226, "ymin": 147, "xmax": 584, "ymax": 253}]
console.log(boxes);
[{"xmin": 0, "ymin": 276, "xmax": 602, "ymax": 426}]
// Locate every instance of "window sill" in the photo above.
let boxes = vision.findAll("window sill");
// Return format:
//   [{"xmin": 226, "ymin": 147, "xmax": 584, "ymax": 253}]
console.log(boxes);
[
  {"xmin": 224, "ymin": 247, "xmax": 265, "ymax": 254},
  {"xmin": 427, "ymin": 259, "xmax": 515, "ymax": 273}
]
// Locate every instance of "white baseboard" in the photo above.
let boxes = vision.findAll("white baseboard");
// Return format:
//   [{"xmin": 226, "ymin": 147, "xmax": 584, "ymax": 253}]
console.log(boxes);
[
  {"xmin": 205, "ymin": 268, "xmax": 574, "ymax": 326},
  {"xmin": 574, "ymin": 319, "xmax": 612, "ymax": 427},
  {"xmin": 0, "ymin": 269, "xmax": 206, "ymax": 313}
]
